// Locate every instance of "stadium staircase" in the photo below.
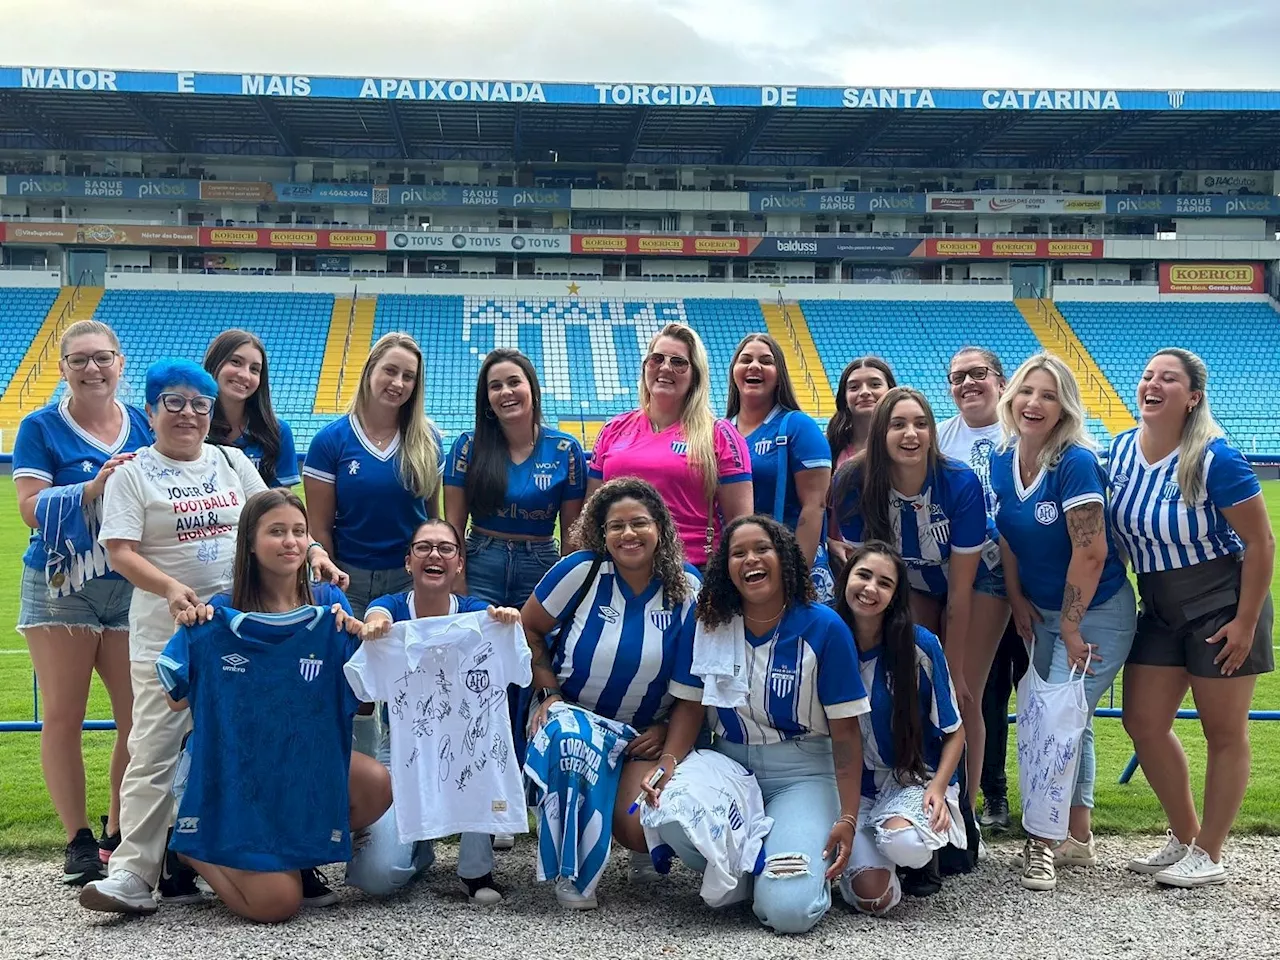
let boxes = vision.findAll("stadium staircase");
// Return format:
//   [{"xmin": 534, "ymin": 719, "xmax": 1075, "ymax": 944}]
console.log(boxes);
[
  {"xmin": 760, "ymin": 298, "xmax": 836, "ymax": 420},
  {"xmin": 314, "ymin": 294, "xmax": 377, "ymax": 414},
  {"xmin": 0, "ymin": 285, "xmax": 104, "ymax": 429},
  {"xmin": 1013, "ymin": 297, "xmax": 1136, "ymax": 436}
]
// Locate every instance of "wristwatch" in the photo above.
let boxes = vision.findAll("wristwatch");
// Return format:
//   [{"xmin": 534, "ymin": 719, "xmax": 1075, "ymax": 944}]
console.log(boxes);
[{"xmin": 535, "ymin": 687, "xmax": 563, "ymax": 705}]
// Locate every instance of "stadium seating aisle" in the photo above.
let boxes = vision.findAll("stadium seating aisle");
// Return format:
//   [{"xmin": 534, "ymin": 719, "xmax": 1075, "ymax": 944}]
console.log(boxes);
[
  {"xmin": 1061, "ymin": 301, "xmax": 1280, "ymax": 453},
  {"xmin": 0, "ymin": 287, "xmax": 60, "ymax": 404}
]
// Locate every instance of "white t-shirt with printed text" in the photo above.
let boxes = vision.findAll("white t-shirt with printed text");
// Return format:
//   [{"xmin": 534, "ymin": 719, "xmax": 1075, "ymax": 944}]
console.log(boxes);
[{"xmin": 99, "ymin": 444, "xmax": 267, "ymax": 660}]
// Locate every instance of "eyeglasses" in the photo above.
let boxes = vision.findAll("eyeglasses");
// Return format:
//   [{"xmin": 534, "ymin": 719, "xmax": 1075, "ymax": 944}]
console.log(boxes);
[
  {"xmin": 410, "ymin": 540, "xmax": 459, "ymax": 559},
  {"xmin": 947, "ymin": 366, "xmax": 993, "ymax": 386},
  {"xmin": 605, "ymin": 517, "xmax": 655, "ymax": 535},
  {"xmin": 645, "ymin": 352, "xmax": 691, "ymax": 373},
  {"xmin": 63, "ymin": 350, "xmax": 118, "ymax": 371},
  {"xmin": 156, "ymin": 393, "xmax": 215, "ymax": 416}
]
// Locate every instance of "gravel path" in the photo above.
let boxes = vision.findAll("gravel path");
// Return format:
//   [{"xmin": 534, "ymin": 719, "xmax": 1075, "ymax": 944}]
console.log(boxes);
[{"xmin": 2, "ymin": 836, "xmax": 1278, "ymax": 960}]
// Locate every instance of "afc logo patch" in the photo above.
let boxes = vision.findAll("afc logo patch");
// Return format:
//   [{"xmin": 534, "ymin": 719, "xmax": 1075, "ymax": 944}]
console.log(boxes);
[
  {"xmin": 465, "ymin": 669, "xmax": 491, "ymax": 694},
  {"xmin": 1035, "ymin": 502, "xmax": 1059, "ymax": 525}
]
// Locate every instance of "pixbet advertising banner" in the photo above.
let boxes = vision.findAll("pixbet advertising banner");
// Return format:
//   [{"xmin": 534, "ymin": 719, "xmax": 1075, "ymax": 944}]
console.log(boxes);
[
  {"xmin": 924, "ymin": 238, "xmax": 1102, "ymax": 258},
  {"xmin": 1158, "ymin": 262, "xmax": 1264, "ymax": 294}
]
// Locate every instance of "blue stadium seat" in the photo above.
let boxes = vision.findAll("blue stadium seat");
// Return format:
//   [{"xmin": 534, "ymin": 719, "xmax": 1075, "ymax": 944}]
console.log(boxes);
[{"xmin": 0, "ymin": 287, "xmax": 60, "ymax": 392}]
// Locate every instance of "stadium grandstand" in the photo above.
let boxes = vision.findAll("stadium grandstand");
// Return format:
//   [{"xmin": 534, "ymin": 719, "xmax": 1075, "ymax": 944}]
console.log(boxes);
[{"xmin": 1, "ymin": 67, "xmax": 1280, "ymax": 458}]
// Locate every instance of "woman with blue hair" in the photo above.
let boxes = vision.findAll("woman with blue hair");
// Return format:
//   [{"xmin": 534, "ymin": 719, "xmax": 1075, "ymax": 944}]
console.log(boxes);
[{"xmin": 80, "ymin": 359, "xmax": 346, "ymax": 916}]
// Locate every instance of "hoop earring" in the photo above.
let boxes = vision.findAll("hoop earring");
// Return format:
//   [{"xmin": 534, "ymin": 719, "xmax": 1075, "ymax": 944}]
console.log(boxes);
[{"xmin": 484, "ymin": 406, "xmax": 497, "ymax": 420}]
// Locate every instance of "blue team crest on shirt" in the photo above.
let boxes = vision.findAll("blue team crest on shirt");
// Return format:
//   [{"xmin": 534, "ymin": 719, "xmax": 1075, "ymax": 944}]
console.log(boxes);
[
  {"xmin": 534, "ymin": 472, "xmax": 553, "ymax": 491},
  {"xmin": 347, "ymin": 460, "xmax": 360, "ymax": 475},
  {"xmin": 298, "ymin": 656, "xmax": 324, "ymax": 681},
  {"xmin": 753, "ymin": 438, "xmax": 774, "ymax": 457},
  {"xmin": 769, "ymin": 665, "xmax": 796, "ymax": 698},
  {"xmin": 670, "ymin": 441, "xmax": 688, "ymax": 456},
  {"xmin": 1162, "ymin": 481, "xmax": 1181, "ymax": 500},
  {"xmin": 176, "ymin": 816, "xmax": 199, "ymax": 834},
  {"xmin": 1035, "ymin": 502, "xmax": 1059, "ymax": 525},
  {"xmin": 649, "ymin": 610, "xmax": 673, "ymax": 631},
  {"xmin": 727, "ymin": 800, "xmax": 745, "ymax": 831},
  {"xmin": 81, "ymin": 460, "xmax": 94, "ymax": 473}
]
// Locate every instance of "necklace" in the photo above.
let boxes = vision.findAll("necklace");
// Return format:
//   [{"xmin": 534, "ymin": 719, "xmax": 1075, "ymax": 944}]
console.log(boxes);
[{"xmin": 744, "ymin": 602, "xmax": 786, "ymax": 625}]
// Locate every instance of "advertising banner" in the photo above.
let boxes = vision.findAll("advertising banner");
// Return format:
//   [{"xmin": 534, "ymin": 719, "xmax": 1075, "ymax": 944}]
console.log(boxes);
[
  {"xmin": 1196, "ymin": 172, "xmax": 1271, "ymax": 193},
  {"xmin": 924, "ymin": 238, "xmax": 1101, "ymax": 258},
  {"xmin": 1159, "ymin": 262, "xmax": 1264, "ymax": 294},
  {"xmin": 2, "ymin": 175, "xmax": 198, "ymax": 200},
  {"xmin": 316, "ymin": 254, "xmax": 352, "ymax": 273},
  {"xmin": 388, "ymin": 231, "xmax": 570, "ymax": 253},
  {"xmin": 750, "ymin": 236, "xmax": 925, "ymax": 259},
  {"xmin": 198, "ymin": 181, "xmax": 274, "ymax": 203},
  {"xmin": 202, "ymin": 253, "xmax": 240, "ymax": 270},
  {"xmin": 926, "ymin": 194, "xmax": 1105, "ymax": 215},
  {"xmin": 372, "ymin": 185, "xmax": 570, "ymax": 209},
  {"xmin": 570, "ymin": 234, "xmax": 751, "ymax": 256},
  {"xmin": 1106, "ymin": 194, "xmax": 1280, "ymax": 217},
  {"xmin": 199, "ymin": 227, "xmax": 380, "ymax": 249},
  {"xmin": 749, "ymin": 192, "xmax": 927, "ymax": 214},
  {"xmin": 3, "ymin": 222, "xmax": 199, "ymax": 246}
]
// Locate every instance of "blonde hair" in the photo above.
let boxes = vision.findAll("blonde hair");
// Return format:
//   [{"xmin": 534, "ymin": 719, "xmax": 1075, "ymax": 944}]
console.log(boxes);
[
  {"xmin": 998, "ymin": 353, "xmax": 1096, "ymax": 470},
  {"xmin": 60, "ymin": 320, "xmax": 120, "ymax": 355},
  {"xmin": 639, "ymin": 323, "xmax": 718, "ymax": 502},
  {"xmin": 1153, "ymin": 348, "xmax": 1223, "ymax": 503},
  {"xmin": 351, "ymin": 332, "xmax": 440, "ymax": 501}
]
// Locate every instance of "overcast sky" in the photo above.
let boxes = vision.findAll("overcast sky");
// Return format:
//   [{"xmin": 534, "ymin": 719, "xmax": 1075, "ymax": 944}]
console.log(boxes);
[{"xmin": 2, "ymin": 0, "xmax": 1278, "ymax": 89}]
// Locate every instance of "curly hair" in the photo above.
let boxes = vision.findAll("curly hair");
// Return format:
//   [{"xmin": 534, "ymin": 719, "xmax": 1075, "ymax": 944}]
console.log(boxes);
[
  {"xmin": 697, "ymin": 514, "xmax": 815, "ymax": 629},
  {"xmin": 570, "ymin": 477, "xmax": 690, "ymax": 608}
]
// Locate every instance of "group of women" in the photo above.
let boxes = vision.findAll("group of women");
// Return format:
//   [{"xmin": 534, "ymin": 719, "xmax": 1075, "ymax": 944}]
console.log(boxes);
[{"xmin": 12, "ymin": 312, "xmax": 1272, "ymax": 932}]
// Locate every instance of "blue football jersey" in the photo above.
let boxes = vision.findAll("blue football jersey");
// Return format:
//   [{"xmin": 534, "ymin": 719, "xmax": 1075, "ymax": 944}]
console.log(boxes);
[
  {"xmin": 156, "ymin": 605, "xmax": 361, "ymax": 872},
  {"xmin": 734, "ymin": 406, "xmax": 832, "ymax": 531},
  {"xmin": 444, "ymin": 428, "xmax": 586, "ymax": 538},
  {"xmin": 303, "ymin": 414, "xmax": 444, "ymax": 569},
  {"xmin": 232, "ymin": 417, "xmax": 300, "ymax": 488},
  {"xmin": 991, "ymin": 442, "xmax": 1127, "ymax": 610},
  {"xmin": 365, "ymin": 591, "xmax": 491, "ymax": 623}
]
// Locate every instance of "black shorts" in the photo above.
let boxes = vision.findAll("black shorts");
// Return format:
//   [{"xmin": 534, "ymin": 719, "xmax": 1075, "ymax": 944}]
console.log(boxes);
[{"xmin": 1129, "ymin": 554, "xmax": 1274, "ymax": 678}]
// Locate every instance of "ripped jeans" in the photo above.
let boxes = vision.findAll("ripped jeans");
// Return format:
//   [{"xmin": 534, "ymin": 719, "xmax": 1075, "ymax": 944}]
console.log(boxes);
[{"xmin": 654, "ymin": 737, "xmax": 838, "ymax": 935}]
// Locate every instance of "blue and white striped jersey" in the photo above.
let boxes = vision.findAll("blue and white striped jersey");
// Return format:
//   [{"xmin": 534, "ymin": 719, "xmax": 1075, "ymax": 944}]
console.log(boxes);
[
  {"xmin": 836, "ymin": 458, "xmax": 995, "ymax": 597},
  {"xmin": 671, "ymin": 602, "xmax": 870, "ymax": 746},
  {"xmin": 534, "ymin": 551, "xmax": 701, "ymax": 731},
  {"xmin": 857, "ymin": 625, "xmax": 961, "ymax": 799},
  {"xmin": 1106, "ymin": 429, "xmax": 1259, "ymax": 574}
]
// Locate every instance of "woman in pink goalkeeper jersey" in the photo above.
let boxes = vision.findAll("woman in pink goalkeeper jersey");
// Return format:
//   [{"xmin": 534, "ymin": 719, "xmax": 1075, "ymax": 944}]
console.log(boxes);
[{"xmin": 587, "ymin": 323, "xmax": 753, "ymax": 569}]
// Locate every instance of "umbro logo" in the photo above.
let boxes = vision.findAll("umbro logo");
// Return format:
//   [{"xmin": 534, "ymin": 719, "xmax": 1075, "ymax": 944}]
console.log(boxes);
[{"xmin": 221, "ymin": 653, "xmax": 249, "ymax": 673}]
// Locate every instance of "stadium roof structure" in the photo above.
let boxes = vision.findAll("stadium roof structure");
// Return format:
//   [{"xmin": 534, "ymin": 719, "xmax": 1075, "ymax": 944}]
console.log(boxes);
[{"xmin": 2, "ymin": 67, "xmax": 1280, "ymax": 169}]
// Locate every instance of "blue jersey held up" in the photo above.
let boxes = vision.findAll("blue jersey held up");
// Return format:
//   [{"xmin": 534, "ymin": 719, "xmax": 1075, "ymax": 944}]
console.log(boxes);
[
  {"xmin": 444, "ymin": 428, "xmax": 586, "ymax": 538},
  {"xmin": 734, "ymin": 406, "xmax": 832, "ymax": 531},
  {"xmin": 991, "ymin": 442, "xmax": 1128, "ymax": 610},
  {"xmin": 835, "ymin": 457, "xmax": 996, "ymax": 597},
  {"xmin": 13, "ymin": 399, "xmax": 153, "ymax": 573},
  {"xmin": 1107, "ymin": 429, "xmax": 1259, "ymax": 575},
  {"xmin": 303, "ymin": 414, "xmax": 444, "ymax": 570},
  {"xmin": 156, "ymin": 605, "xmax": 361, "ymax": 872}
]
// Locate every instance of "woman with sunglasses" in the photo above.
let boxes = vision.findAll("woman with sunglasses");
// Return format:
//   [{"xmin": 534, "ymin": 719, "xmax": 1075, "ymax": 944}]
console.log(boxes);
[
  {"xmin": 204, "ymin": 330, "xmax": 299, "ymax": 489},
  {"xmin": 351, "ymin": 518, "xmax": 520, "ymax": 905},
  {"xmin": 13, "ymin": 320, "xmax": 151, "ymax": 885},
  {"xmin": 80, "ymin": 359, "xmax": 344, "ymax": 916},
  {"xmin": 588, "ymin": 323, "xmax": 752, "ymax": 571},
  {"xmin": 937, "ymin": 348, "xmax": 1017, "ymax": 832}
]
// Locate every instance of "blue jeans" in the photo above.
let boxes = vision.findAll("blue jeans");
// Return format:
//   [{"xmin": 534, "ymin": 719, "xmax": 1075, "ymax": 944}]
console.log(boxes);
[
  {"xmin": 655, "ymin": 737, "xmax": 839, "ymax": 935},
  {"xmin": 345, "ymin": 728, "xmax": 493, "ymax": 894},
  {"xmin": 463, "ymin": 535, "xmax": 560, "ymax": 608},
  {"xmin": 1031, "ymin": 583, "xmax": 1137, "ymax": 809},
  {"xmin": 341, "ymin": 565, "xmax": 413, "ymax": 620}
]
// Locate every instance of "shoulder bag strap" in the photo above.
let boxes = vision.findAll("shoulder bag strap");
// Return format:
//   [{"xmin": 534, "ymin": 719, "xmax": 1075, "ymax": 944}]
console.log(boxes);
[{"xmin": 772, "ymin": 411, "xmax": 795, "ymax": 522}]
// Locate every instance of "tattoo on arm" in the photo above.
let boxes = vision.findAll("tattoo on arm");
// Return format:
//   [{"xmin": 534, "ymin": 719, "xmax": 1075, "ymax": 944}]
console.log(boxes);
[
  {"xmin": 1062, "ymin": 582, "xmax": 1084, "ymax": 625},
  {"xmin": 832, "ymin": 737, "xmax": 857, "ymax": 776},
  {"xmin": 1066, "ymin": 502, "xmax": 1103, "ymax": 550}
]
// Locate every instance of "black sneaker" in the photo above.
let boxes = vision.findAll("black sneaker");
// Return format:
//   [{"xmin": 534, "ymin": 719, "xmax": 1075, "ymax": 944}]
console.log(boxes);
[
  {"xmin": 97, "ymin": 815, "xmax": 121, "ymax": 865},
  {"xmin": 979, "ymin": 795, "xmax": 1012, "ymax": 833},
  {"xmin": 461, "ymin": 872, "xmax": 504, "ymax": 905},
  {"xmin": 300, "ymin": 868, "xmax": 339, "ymax": 908},
  {"xmin": 158, "ymin": 847, "xmax": 203, "ymax": 905},
  {"xmin": 899, "ymin": 853, "xmax": 943, "ymax": 898},
  {"xmin": 63, "ymin": 828, "xmax": 106, "ymax": 885}
]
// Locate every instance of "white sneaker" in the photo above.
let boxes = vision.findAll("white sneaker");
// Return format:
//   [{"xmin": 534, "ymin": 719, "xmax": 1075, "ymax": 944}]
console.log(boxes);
[
  {"xmin": 1154, "ymin": 843, "xmax": 1227, "ymax": 888},
  {"xmin": 1127, "ymin": 830, "xmax": 1190, "ymax": 875},
  {"xmin": 1020, "ymin": 839, "xmax": 1056, "ymax": 892},
  {"xmin": 554, "ymin": 877, "xmax": 598, "ymax": 910},
  {"xmin": 1053, "ymin": 833, "xmax": 1098, "ymax": 867},
  {"xmin": 492, "ymin": 834, "xmax": 515, "ymax": 851},
  {"xmin": 628, "ymin": 850, "xmax": 662, "ymax": 884},
  {"xmin": 80, "ymin": 869, "xmax": 158, "ymax": 914},
  {"xmin": 977, "ymin": 837, "xmax": 989, "ymax": 862}
]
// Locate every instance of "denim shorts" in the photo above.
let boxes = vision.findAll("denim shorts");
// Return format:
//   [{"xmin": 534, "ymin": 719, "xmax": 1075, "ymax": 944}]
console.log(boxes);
[
  {"xmin": 973, "ymin": 561, "xmax": 1007, "ymax": 600},
  {"xmin": 16, "ymin": 564, "xmax": 132, "ymax": 634}
]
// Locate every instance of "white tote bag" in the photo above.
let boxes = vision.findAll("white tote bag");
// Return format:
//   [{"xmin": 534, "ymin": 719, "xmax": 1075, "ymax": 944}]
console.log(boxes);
[{"xmin": 1016, "ymin": 643, "xmax": 1089, "ymax": 842}]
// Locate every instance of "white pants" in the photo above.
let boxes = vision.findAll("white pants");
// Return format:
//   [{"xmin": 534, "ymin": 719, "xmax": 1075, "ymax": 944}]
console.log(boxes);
[{"xmin": 109, "ymin": 662, "xmax": 190, "ymax": 886}]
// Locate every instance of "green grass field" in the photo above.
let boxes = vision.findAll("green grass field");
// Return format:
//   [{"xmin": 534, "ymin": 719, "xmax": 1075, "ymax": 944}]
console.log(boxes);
[{"xmin": 0, "ymin": 479, "xmax": 1277, "ymax": 853}]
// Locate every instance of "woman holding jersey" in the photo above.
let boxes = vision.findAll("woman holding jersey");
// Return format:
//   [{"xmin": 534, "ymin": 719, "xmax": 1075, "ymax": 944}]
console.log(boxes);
[
  {"xmin": 1110, "ymin": 349, "xmax": 1273, "ymax": 888},
  {"xmin": 349, "ymin": 518, "xmax": 521, "ymax": 905},
  {"xmin": 520, "ymin": 478, "xmax": 701, "ymax": 910},
  {"xmin": 588, "ymin": 322, "xmax": 752, "ymax": 571},
  {"xmin": 990, "ymin": 354, "xmax": 1135, "ymax": 893},
  {"xmin": 649, "ymin": 516, "xmax": 868, "ymax": 935},
  {"xmin": 727, "ymin": 334, "xmax": 834, "ymax": 601},
  {"xmin": 13, "ymin": 319, "xmax": 150, "ymax": 885},
  {"xmin": 204, "ymin": 329, "xmax": 300, "ymax": 488},
  {"xmin": 80, "ymin": 359, "xmax": 343, "ymax": 916}
]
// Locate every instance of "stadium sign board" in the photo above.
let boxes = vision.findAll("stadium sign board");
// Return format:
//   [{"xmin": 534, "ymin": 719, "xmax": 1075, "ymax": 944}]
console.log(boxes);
[
  {"xmin": 388, "ymin": 232, "xmax": 570, "ymax": 253},
  {"xmin": 1158, "ymin": 262, "xmax": 1264, "ymax": 294}
]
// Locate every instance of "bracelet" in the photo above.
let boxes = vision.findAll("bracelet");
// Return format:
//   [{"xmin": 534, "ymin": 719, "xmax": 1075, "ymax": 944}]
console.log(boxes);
[
  {"xmin": 835, "ymin": 814, "xmax": 857, "ymax": 829},
  {"xmin": 658, "ymin": 752, "xmax": 679, "ymax": 770},
  {"xmin": 307, "ymin": 541, "xmax": 324, "ymax": 559}
]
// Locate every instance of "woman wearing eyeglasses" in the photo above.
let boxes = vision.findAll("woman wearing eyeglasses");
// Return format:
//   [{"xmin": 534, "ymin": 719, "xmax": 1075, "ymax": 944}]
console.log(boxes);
[
  {"xmin": 80, "ymin": 359, "xmax": 345, "ymax": 916},
  {"xmin": 13, "ymin": 320, "xmax": 151, "ymax": 886},
  {"xmin": 349, "ymin": 518, "xmax": 520, "ymax": 905},
  {"xmin": 587, "ymin": 323, "xmax": 752, "ymax": 571},
  {"xmin": 937, "ymin": 348, "xmax": 1016, "ymax": 833}
]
